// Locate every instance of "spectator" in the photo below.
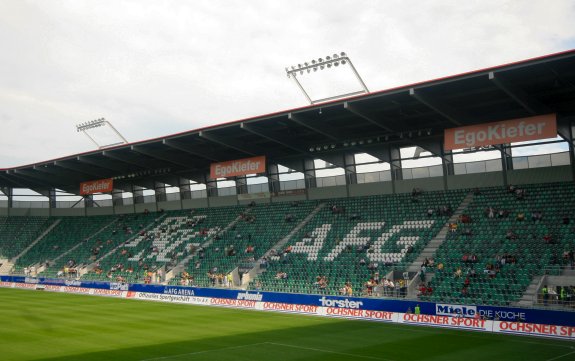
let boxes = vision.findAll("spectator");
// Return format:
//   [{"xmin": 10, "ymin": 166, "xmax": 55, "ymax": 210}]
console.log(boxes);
[
  {"xmin": 497, "ymin": 209, "xmax": 509, "ymax": 218},
  {"xmin": 542, "ymin": 284, "xmax": 549, "ymax": 306},
  {"xmin": 531, "ymin": 211, "xmax": 543, "ymax": 222},
  {"xmin": 515, "ymin": 188, "xmax": 525, "ymax": 200},
  {"xmin": 349, "ymin": 213, "xmax": 361, "ymax": 220},
  {"xmin": 449, "ymin": 223, "xmax": 458, "ymax": 233},
  {"xmin": 516, "ymin": 212, "xmax": 525, "ymax": 222},
  {"xmin": 506, "ymin": 230, "xmax": 518, "ymax": 240},
  {"xmin": 562, "ymin": 215, "xmax": 570, "ymax": 225},
  {"xmin": 486, "ymin": 207, "xmax": 495, "ymax": 219}
]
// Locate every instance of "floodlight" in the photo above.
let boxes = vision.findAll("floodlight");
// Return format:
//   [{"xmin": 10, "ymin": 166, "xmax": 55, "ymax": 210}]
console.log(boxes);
[
  {"xmin": 284, "ymin": 51, "xmax": 369, "ymax": 104},
  {"xmin": 76, "ymin": 117, "xmax": 128, "ymax": 149}
]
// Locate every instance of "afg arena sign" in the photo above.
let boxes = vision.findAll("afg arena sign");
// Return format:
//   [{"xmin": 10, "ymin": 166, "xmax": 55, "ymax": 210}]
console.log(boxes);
[
  {"xmin": 444, "ymin": 114, "xmax": 556, "ymax": 150},
  {"xmin": 210, "ymin": 156, "xmax": 266, "ymax": 179}
]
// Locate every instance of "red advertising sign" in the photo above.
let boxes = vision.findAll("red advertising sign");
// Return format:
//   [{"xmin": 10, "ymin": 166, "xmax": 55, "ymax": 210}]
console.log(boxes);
[
  {"xmin": 210, "ymin": 156, "xmax": 266, "ymax": 179},
  {"xmin": 444, "ymin": 114, "xmax": 557, "ymax": 150},
  {"xmin": 80, "ymin": 178, "xmax": 113, "ymax": 195}
]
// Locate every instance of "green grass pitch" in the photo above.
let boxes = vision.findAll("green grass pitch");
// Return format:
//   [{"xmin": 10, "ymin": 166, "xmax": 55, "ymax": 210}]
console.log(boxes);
[{"xmin": 0, "ymin": 288, "xmax": 573, "ymax": 361}]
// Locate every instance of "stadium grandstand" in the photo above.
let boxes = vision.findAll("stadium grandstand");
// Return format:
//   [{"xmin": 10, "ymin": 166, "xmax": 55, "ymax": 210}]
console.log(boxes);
[{"xmin": 2, "ymin": 49, "xmax": 575, "ymax": 318}]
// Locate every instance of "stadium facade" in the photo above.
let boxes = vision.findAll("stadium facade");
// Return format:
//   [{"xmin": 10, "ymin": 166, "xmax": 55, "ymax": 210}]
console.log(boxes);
[{"xmin": 0, "ymin": 49, "xmax": 574, "ymax": 216}]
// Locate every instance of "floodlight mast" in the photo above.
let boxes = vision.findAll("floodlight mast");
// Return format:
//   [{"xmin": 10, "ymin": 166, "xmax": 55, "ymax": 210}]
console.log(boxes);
[
  {"xmin": 285, "ymin": 52, "xmax": 369, "ymax": 104},
  {"xmin": 75, "ymin": 118, "xmax": 129, "ymax": 149}
]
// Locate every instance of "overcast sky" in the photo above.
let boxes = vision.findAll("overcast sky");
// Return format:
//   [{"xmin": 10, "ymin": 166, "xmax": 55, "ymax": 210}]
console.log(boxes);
[{"xmin": 1, "ymin": 0, "xmax": 575, "ymax": 169}]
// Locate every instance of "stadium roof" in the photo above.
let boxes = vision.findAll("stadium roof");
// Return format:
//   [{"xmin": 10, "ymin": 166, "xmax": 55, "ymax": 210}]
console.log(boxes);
[{"xmin": 2, "ymin": 49, "xmax": 575, "ymax": 194}]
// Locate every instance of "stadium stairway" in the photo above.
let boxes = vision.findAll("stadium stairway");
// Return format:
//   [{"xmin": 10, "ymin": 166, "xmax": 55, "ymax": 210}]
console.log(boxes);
[
  {"xmin": 0, "ymin": 259, "xmax": 14, "ymax": 274},
  {"xmin": 407, "ymin": 192, "xmax": 474, "ymax": 273},
  {"xmin": 10, "ymin": 219, "xmax": 61, "ymax": 266},
  {"xmin": 405, "ymin": 192, "xmax": 474, "ymax": 297},
  {"xmin": 83, "ymin": 213, "xmax": 168, "ymax": 277},
  {"xmin": 516, "ymin": 275, "xmax": 545, "ymax": 307},
  {"xmin": 240, "ymin": 202, "xmax": 327, "ymax": 287},
  {"xmin": 165, "ymin": 211, "xmax": 248, "ymax": 285},
  {"xmin": 46, "ymin": 218, "xmax": 119, "ymax": 274}
]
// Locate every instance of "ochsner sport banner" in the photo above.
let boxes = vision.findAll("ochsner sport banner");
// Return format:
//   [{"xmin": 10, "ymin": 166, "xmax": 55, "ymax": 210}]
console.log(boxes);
[
  {"xmin": 210, "ymin": 156, "xmax": 266, "ymax": 179},
  {"xmin": 444, "ymin": 114, "xmax": 556, "ymax": 150}
]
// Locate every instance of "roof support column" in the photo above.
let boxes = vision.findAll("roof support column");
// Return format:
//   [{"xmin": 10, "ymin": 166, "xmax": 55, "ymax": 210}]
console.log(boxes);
[
  {"xmin": 304, "ymin": 158, "xmax": 317, "ymax": 189},
  {"xmin": 500, "ymin": 144, "xmax": 513, "ymax": 187},
  {"xmin": 267, "ymin": 164, "xmax": 281, "ymax": 194},
  {"xmin": 389, "ymin": 145, "xmax": 402, "ymax": 194},
  {"xmin": 133, "ymin": 185, "xmax": 145, "ymax": 204},
  {"xmin": 205, "ymin": 174, "xmax": 218, "ymax": 198},
  {"xmin": 179, "ymin": 179, "xmax": 192, "ymax": 200},
  {"xmin": 558, "ymin": 114, "xmax": 575, "ymax": 184},
  {"xmin": 441, "ymin": 143, "xmax": 454, "ymax": 190},
  {"xmin": 112, "ymin": 189, "xmax": 124, "ymax": 207},
  {"xmin": 344, "ymin": 153, "xmax": 357, "ymax": 185},
  {"xmin": 84, "ymin": 195, "xmax": 95, "ymax": 208},
  {"xmin": 48, "ymin": 188, "xmax": 57, "ymax": 209},
  {"xmin": 1, "ymin": 187, "xmax": 13, "ymax": 216},
  {"xmin": 235, "ymin": 176, "xmax": 248, "ymax": 195},
  {"xmin": 570, "ymin": 119, "xmax": 575, "ymax": 184},
  {"xmin": 155, "ymin": 182, "xmax": 167, "ymax": 203}
]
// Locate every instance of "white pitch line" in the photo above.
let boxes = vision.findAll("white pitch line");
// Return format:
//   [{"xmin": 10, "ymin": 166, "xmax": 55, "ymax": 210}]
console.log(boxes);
[
  {"xmin": 139, "ymin": 342, "xmax": 268, "ymax": 361},
  {"xmin": 265, "ymin": 342, "xmax": 396, "ymax": 361},
  {"xmin": 545, "ymin": 350, "xmax": 575, "ymax": 361}
]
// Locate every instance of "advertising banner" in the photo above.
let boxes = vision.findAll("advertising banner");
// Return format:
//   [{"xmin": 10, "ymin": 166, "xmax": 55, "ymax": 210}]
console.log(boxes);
[
  {"xmin": 493, "ymin": 321, "xmax": 575, "ymax": 339},
  {"xmin": 80, "ymin": 178, "xmax": 114, "ymax": 195},
  {"xmin": 444, "ymin": 114, "xmax": 557, "ymax": 150},
  {"xmin": 210, "ymin": 156, "xmax": 266, "ymax": 179},
  {"xmin": 1, "ymin": 276, "xmax": 574, "ymax": 338}
]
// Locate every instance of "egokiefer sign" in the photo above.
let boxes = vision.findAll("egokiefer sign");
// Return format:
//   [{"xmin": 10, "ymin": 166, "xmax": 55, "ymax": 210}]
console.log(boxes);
[
  {"xmin": 444, "ymin": 114, "xmax": 557, "ymax": 151},
  {"xmin": 210, "ymin": 156, "xmax": 266, "ymax": 179},
  {"xmin": 80, "ymin": 178, "xmax": 113, "ymax": 195}
]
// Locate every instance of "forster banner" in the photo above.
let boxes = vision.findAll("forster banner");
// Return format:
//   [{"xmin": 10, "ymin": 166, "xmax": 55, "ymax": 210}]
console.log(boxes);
[
  {"xmin": 444, "ymin": 114, "xmax": 557, "ymax": 151},
  {"xmin": 210, "ymin": 156, "xmax": 266, "ymax": 179},
  {"xmin": 80, "ymin": 178, "xmax": 113, "ymax": 195}
]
